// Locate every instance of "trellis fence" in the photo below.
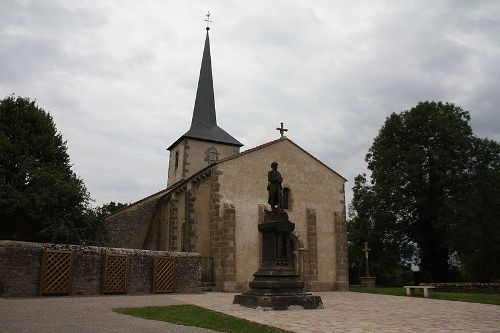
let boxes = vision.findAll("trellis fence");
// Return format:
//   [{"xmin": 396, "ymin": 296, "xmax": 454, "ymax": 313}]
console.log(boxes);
[{"xmin": 0, "ymin": 241, "xmax": 201, "ymax": 297}]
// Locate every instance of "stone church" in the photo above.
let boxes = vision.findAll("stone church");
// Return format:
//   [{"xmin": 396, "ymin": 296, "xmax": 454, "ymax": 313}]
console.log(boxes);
[{"xmin": 106, "ymin": 28, "xmax": 348, "ymax": 292}]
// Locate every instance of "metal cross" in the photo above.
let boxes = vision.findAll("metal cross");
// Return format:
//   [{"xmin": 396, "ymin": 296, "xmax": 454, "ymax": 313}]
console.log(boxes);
[
  {"xmin": 362, "ymin": 242, "xmax": 371, "ymax": 277},
  {"xmin": 204, "ymin": 11, "xmax": 212, "ymax": 30},
  {"xmin": 276, "ymin": 122, "xmax": 288, "ymax": 137}
]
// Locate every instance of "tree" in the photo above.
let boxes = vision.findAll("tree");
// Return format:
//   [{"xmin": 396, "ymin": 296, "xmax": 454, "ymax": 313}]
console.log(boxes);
[
  {"xmin": 0, "ymin": 96, "xmax": 98, "ymax": 244},
  {"xmin": 83, "ymin": 201, "xmax": 129, "ymax": 245},
  {"xmin": 448, "ymin": 137, "xmax": 500, "ymax": 281},
  {"xmin": 350, "ymin": 101, "xmax": 500, "ymax": 282},
  {"xmin": 348, "ymin": 174, "xmax": 410, "ymax": 285}
]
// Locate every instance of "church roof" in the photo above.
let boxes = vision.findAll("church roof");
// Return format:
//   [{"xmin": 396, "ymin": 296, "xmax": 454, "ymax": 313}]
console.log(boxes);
[{"xmin": 168, "ymin": 29, "xmax": 243, "ymax": 150}]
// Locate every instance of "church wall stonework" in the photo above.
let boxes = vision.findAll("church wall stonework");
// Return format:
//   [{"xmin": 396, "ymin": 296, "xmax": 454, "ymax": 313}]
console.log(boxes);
[
  {"xmin": 183, "ymin": 140, "xmax": 240, "ymax": 180},
  {"xmin": 177, "ymin": 192, "xmax": 186, "ymax": 251},
  {"xmin": 167, "ymin": 140, "xmax": 186, "ymax": 186},
  {"xmin": 167, "ymin": 139, "xmax": 239, "ymax": 187},
  {"xmin": 305, "ymin": 207, "xmax": 319, "ymax": 291},
  {"xmin": 192, "ymin": 181, "xmax": 211, "ymax": 256},
  {"xmin": 106, "ymin": 199, "xmax": 157, "ymax": 249},
  {"xmin": 168, "ymin": 199, "xmax": 178, "ymax": 250},
  {"xmin": 216, "ymin": 139, "xmax": 348, "ymax": 291},
  {"xmin": 334, "ymin": 208, "xmax": 349, "ymax": 291}
]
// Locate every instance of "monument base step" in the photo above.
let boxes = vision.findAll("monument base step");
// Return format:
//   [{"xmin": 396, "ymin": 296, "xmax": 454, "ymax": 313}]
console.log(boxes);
[{"xmin": 233, "ymin": 293, "xmax": 323, "ymax": 310}]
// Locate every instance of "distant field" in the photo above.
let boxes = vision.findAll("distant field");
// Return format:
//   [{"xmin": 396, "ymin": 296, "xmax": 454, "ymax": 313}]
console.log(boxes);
[{"xmin": 349, "ymin": 287, "xmax": 500, "ymax": 305}]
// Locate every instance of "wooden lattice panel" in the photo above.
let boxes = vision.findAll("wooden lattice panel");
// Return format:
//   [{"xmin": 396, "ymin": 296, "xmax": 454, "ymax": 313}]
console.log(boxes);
[
  {"xmin": 101, "ymin": 253, "xmax": 129, "ymax": 294},
  {"xmin": 152, "ymin": 256, "xmax": 176, "ymax": 293},
  {"xmin": 39, "ymin": 249, "xmax": 74, "ymax": 295}
]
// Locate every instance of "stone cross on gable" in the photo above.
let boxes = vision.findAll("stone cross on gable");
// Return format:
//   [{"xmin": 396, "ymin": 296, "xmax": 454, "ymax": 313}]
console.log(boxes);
[
  {"xmin": 276, "ymin": 122, "xmax": 288, "ymax": 138},
  {"xmin": 362, "ymin": 242, "xmax": 371, "ymax": 277}
]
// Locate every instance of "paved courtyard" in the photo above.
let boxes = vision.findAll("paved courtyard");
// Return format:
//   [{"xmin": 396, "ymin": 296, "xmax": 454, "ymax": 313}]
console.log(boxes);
[{"xmin": 1, "ymin": 292, "xmax": 499, "ymax": 333}]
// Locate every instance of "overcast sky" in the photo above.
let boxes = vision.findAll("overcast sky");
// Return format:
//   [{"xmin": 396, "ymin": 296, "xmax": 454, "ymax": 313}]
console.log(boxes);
[{"xmin": 1, "ymin": 0, "xmax": 499, "ymax": 207}]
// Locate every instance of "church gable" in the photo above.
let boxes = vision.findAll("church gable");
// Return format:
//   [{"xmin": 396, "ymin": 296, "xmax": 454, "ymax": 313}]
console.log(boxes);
[
  {"xmin": 216, "ymin": 138, "xmax": 346, "ymax": 205},
  {"xmin": 211, "ymin": 138, "xmax": 347, "ymax": 291}
]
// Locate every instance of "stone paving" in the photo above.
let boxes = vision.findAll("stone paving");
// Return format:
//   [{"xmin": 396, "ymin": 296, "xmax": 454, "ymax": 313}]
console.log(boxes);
[
  {"xmin": 172, "ymin": 292, "xmax": 500, "ymax": 333},
  {"xmin": 1, "ymin": 292, "xmax": 499, "ymax": 333}
]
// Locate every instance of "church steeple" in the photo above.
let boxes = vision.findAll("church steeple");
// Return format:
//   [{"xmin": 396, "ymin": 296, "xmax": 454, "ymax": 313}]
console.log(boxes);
[
  {"xmin": 191, "ymin": 29, "xmax": 217, "ymax": 129},
  {"xmin": 167, "ymin": 24, "xmax": 242, "ymax": 186},
  {"xmin": 167, "ymin": 27, "xmax": 242, "ymax": 151}
]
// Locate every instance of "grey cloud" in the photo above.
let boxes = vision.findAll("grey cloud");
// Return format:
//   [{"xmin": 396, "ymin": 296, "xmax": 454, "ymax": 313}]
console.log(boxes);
[{"xmin": 1, "ymin": 1, "xmax": 499, "ymax": 206}]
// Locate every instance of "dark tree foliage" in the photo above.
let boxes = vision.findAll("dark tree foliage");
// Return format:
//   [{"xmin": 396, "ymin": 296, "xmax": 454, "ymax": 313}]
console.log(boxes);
[
  {"xmin": 349, "ymin": 101, "xmax": 500, "ymax": 283},
  {"xmin": 348, "ymin": 174, "xmax": 410, "ymax": 285},
  {"xmin": 83, "ymin": 201, "xmax": 129, "ymax": 245},
  {"xmin": 0, "ymin": 96, "xmax": 100, "ymax": 244},
  {"xmin": 448, "ymin": 137, "xmax": 500, "ymax": 281},
  {"xmin": 96, "ymin": 201, "xmax": 128, "ymax": 217}
]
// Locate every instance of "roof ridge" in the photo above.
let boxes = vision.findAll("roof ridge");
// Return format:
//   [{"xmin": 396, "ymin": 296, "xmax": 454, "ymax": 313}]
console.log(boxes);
[
  {"xmin": 216, "ymin": 136, "xmax": 346, "ymax": 181},
  {"xmin": 105, "ymin": 178, "xmax": 185, "ymax": 218}
]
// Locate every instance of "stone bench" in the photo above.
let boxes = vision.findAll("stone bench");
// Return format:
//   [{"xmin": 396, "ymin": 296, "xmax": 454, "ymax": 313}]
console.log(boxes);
[{"xmin": 404, "ymin": 285, "xmax": 435, "ymax": 298}]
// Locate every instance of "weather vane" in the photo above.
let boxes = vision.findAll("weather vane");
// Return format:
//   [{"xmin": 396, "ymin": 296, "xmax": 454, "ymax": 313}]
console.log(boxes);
[
  {"xmin": 276, "ymin": 122, "xmax": 288, "ymax": 138},
  {"xmin": 204, "ymin": 11, "xmax": 213, "ymax": 30}
]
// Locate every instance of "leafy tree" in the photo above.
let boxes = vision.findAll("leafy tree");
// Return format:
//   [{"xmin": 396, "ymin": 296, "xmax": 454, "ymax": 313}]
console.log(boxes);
[
  {"xmin": 82, "ymin": 201, "xmax": 129, "ymax": 245},
  {"xmin": 349, "ymin": 101, "xmax": 500, "ymax": 282},
  {"xmin": 348, "ymin": 174, "xmax": 409, "ymax": 285},
  {"xmin": 448, "ymin": 137, "xmax": 500, "ymax": 281},
  {"xmin": 0, "ymin": 96, "xmax": 98, "ymax": 244},
  {"xmin": 96, "ymin": 201, "xmax": 128, "ymax": 217}
]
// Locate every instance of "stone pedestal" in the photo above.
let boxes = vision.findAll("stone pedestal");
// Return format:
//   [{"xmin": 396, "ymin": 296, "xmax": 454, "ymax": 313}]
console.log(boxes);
[
  {"xmin": 233, "ymin": 211, "xmax": 323, "ymax": 310},
  {"xmin": 360, "ymin": 276, "xmax": 376, "ymax": 288}
]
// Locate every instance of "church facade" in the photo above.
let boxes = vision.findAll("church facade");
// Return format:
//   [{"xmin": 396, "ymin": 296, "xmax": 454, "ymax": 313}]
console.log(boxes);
[{"xmin": 106, "ymin": 28, "xmax": 348, "ymax": 292}]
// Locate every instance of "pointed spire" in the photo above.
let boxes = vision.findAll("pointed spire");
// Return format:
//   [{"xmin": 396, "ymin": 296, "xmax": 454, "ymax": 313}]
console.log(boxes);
[
  {"xmin": 191, "ymin": 30, "xmax": 217, "ymax": 128},
  {"xmin": 167, "ymin": 26, "xmax": 243, "ymax": 150}
]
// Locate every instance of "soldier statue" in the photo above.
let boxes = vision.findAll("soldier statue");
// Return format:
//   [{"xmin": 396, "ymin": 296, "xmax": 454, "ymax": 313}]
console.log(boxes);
[{"xmin": 267, "ymin": 162, "xmax": 283, "ymax": 211}]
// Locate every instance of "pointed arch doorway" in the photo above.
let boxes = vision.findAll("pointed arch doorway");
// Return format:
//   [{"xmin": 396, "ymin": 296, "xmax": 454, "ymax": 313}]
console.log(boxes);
[{"xmin": 289, "ymin": 233, "xmax": 306, "ymax": 280}]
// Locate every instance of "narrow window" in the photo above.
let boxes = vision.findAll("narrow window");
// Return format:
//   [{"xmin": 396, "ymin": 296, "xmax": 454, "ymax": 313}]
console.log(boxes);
[
  {"xmin": 283, "ymin": 187, "xmax": 290, "ymax": 209},
  {"xmin": 181, "ymin": 221, "xmax": 187, "ymax": 252},
  {"xmin": 174, "ymin": 151, "xmax": 179, "ymax": 170},
  {"xmin": 207, "ymin": 147, "xmax": 218, "ymax": 164}
]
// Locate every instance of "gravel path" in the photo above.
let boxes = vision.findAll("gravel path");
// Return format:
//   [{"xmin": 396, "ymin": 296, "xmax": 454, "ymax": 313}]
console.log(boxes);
[{"xmin": 0, "ymin": 294, "xmax": 216, "ymax": 333}]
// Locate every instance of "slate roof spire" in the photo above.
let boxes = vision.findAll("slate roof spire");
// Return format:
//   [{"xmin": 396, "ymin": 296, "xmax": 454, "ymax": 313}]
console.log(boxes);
[
  {"xmin": 191, "ymin": 29, "xmax": 217, "ymax": 129},
  {"xmin": 168, "ymin": 27, "xmax": 243, "ymax": 150}
]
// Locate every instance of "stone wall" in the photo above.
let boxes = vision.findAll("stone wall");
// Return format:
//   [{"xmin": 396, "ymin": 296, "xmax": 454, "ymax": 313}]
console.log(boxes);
[
  {"xmin": 106, "ymin": 198, "xmax": 157, "ymax": 249},
  {"xmin": 305, "ymin": 208, "xmax": 319, "ymax": 291},
  {"xmin": 334, "ymin": 208, "xmax": 349, "ymax": 291},
  {"xmin": 0, "ymin": 240, "xmax": 201, "ymax": 297},
  {"xmin": 422, "ymin": 282, "xmax": 500, "ymax": 293}
]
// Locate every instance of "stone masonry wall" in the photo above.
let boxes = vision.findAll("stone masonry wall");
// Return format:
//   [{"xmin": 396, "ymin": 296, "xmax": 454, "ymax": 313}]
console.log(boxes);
[
  {"xmin": 105, "ymin": 199, "xmax": 157, "ymax": 249},
  {"xmin": 334, "ymin": 209, "xmax": 349, "ymax": 291},
  {"xmin": 0, "ymin": 240, "xmax": 201, "ymax": 297},
  {"xmin": 221, "ymin": 203, "xmax": 237, "ymax": 291},
  {"xmin": 305, "ymin": 208, "xmax": 319, "ymax": 291}
]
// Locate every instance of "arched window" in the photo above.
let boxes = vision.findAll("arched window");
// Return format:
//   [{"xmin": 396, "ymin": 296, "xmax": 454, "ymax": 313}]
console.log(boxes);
[
  {"xmin": 283, "ymin": 187, "xmax": 291, "ymax": 209},
  {"xmin": 174, "ymin": 151, "xmax": 179, "ymax": 170},
  {"xmin": 207, "ymin": 147, "xmax": 218, "ymax": 164}
]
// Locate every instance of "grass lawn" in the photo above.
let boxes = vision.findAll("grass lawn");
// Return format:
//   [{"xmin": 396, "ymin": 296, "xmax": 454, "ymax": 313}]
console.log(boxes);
[
  {"xmin": 115, "ymin": 304, "xmax": 291, "ymax": 333},
  {"xmin": 350, "ymin": 287, "xmax": 500, "ymax": 305}
]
